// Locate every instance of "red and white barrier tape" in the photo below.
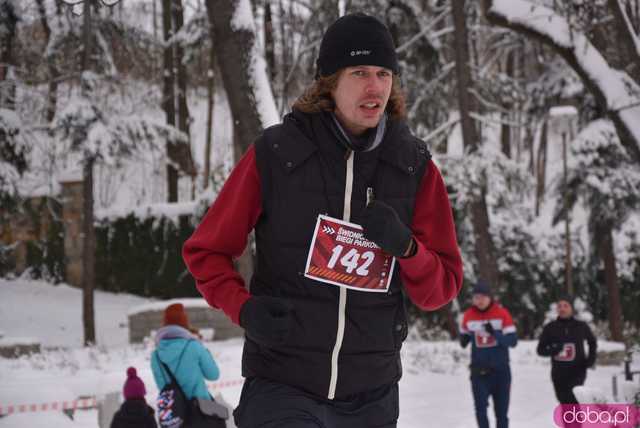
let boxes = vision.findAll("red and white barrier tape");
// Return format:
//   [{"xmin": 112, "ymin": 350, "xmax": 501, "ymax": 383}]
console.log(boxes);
[
  {"xmin": 0, "ymin": 378, "xmax": 245, "ymax": 415},
  {"xmin": 0, "ymin": 397, "xmax": 97, "ymax": 416},
  {"xmin": 211, "ymin": 379, "xmax": 244, "ymax": 389}
]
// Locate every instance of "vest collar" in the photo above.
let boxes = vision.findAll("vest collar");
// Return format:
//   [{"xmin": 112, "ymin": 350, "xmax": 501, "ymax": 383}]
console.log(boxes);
[{"xmin": 277, "ymin": 109, "xmax": 429, "ymax": 177}]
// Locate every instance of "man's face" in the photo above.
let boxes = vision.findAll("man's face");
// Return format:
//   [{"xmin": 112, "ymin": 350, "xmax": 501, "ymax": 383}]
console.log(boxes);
[
  {"xmin": 472, "ymin": 294, "xmax": 491, "ymax": 311},
  {"xmin": 557, "ymin": 300, "xmax": 573, "ymax": 319},
  {"xmin": 331, "ymin": 65, "xmax": 393, "ymax": 136}
]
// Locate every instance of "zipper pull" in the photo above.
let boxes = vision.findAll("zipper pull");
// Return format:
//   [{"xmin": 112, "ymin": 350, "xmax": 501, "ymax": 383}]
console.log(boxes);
[{"xmin": 366, "ymin": 187, "xmax": 375, "ymax": 207}]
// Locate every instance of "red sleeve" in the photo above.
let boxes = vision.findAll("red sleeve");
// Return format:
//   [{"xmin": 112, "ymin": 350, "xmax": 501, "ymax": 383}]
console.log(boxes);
[
  {"xmin": 501, "ymin": 307, "xmax": 516, "ymax": 333},
  {"xmin": 182, "ymin": 145, "xmax": 261, "ymax": 325},
  {"xmin": 460, "ymin": 310, "xmax": 471, "ymax": 335},
  {"xmin": 398, "ymin": 160, "xmax": 463, "ymax": 310}
]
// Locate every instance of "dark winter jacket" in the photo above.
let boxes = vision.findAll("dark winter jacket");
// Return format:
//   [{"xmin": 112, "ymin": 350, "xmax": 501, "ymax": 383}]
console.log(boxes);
[
  {"xmin": 183, "ymin": 109, "xmax": 463, "ymax": 400},
  {"xmin": 460, "ymin": 302, "xmax": 518, "ymax": 371},
  {"xmin": 537, "ymin": 317, "xmax": 597, "ymax": 374},
  {"xmin": 110, "ymin": 398, "xmax": 157, "ymax": 428}
]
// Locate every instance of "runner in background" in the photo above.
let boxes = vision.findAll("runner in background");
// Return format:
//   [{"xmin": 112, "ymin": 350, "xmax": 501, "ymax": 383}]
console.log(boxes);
[
  {"xmin": 537, "ymin": 297, "xmax": 597, "ymax": 404},
  {"xmin": 183, "ymin": 12, "xmax": 462, "ymax": 428},
  {"xmin": 460, "ymin": 281, "xmax": 518, "ymax": 428}
]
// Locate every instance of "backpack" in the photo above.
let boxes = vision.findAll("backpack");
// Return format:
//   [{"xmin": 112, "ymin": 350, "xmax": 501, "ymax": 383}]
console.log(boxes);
[
  {"xmin": 154, "ymin": 341, "xmax": 228, "ymax": 428},
  {"xmin": 155, "ymin": 341, "xmax": 192, "ymax": 428}
]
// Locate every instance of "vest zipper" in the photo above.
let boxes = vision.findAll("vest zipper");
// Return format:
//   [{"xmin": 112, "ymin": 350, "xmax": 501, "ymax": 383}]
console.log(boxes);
[{"xmin": 327, "ymin": 150, "xmax": 354, "ymax": 399}]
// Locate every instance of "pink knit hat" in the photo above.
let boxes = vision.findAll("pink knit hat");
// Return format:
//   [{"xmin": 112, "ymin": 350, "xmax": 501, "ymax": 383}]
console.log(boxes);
[{"xmin": 123, "ymin": 367, "xmax": 146, "ymax": 400}]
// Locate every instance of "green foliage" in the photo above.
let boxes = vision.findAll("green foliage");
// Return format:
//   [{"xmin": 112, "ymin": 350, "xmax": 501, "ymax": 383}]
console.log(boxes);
[
  {"xmin": 24, "ymin": 217, "xmax": 65, "ymax": 282},
  {"xmin": 95, "ymin": 213, "xmax": 199, "ymax": 299}
]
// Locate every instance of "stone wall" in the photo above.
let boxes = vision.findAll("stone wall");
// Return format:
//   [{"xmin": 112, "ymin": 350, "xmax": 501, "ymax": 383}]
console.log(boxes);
[
  {"xmin": 0, "ymin": 196, "xmax": 55, "ymax": 275},
  {"xmin": 128, "ymin": 306, "xmax": 243, "ymax": 343},
  {"xmin": 60, "ymin": 178, "xmax": 84, "ymax": 288}
]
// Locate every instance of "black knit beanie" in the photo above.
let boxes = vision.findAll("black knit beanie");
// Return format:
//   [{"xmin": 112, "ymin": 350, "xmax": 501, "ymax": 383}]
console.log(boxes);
[
  {"xmin": 557, "ymin": 294, "xmax": 574, "ymax": 306},
  {"xmin": 472, "ymin": 280, "xmax": 492, "ymax": 297},
  {"xmin": 315, "ymin": 13, "xmax": 399, "ymax": 78}
]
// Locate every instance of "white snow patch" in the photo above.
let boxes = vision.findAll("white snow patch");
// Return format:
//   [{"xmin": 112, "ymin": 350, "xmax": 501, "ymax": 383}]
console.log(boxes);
[
  {"xmin": 0, "ymin": 337, "xmax": 39, "ymax": 347},
  {"xmin": 231, "ymin": 0, "xmax": 254, "ymax": 31},
  {"xmin": 0, "ymin": 278, "xmax": 153, "ymax": 348},
  {"xmin": 549, "ymin": 106, "xmax": 578, "ymax": 117}
]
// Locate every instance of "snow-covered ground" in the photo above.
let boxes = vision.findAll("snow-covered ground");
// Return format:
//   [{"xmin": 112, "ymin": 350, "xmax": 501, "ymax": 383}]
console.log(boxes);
[
  {"xmin": 0, "ymin": 278, "xmax": 153, "ymax": 348},
  {"xmin": 0, "ymin": 279, "xmax": 634, "ymax": 428}
]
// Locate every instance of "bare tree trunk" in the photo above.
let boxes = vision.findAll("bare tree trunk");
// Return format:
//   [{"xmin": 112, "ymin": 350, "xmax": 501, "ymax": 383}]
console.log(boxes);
[
  {"xmin": 441, "ymin": 303, "xmax": 458, "ymax": 339},
  {"xmin": 278, "ymin": 0, "xmax": 287, "ymax": 114},
  {"xmin": 152, "ymin": 0, "xmax": 158, "ymax": 40},
  {"xmin": 264, "ymin": 0, "xmax": 276, "ymax": 81},
  {"xmin": 162, "ymin": 0, "xmax": 178, "ymax": 202},
  {"xmin": 535, "ymin": 116, "xmax": 548, "ymax": 216},
  {"xmin": 205, "ymin": 0, "xmax": 265, "ymax": 160},
  {"xmin": 500, "ymin": 51, "xmax": 514, "ymax": 158},
  {"xmin": 0, "ymin": 0, "xmax": 18, "ymax": 110},
  {"xmin": 452, "ymin": 0, "xmax": 501, "ymax": 290},
  {"xmin": 36, "ymin": 0, "xmax": 60, "ymax": 123},
  {"xmin": 526, "ymin": 124, "xmax": 535, "ymax": 176},
  {"xmin": 205, "ymin": 0, "xmax": 278, "ymax": 288},
  {"xmin": 82, "ymin": 158, "xmax": 96, "ymax": 346},
  {"xmin": 561, "ymin": 132, "xmax": 573, "ymax": 296},
  {"xmin": 203, "ymin": 37, "xmax": 216, "ymax": 189},
  {"xmin": 81, "ymin": 0, "xmax": 96, "ymax": 347},
  {"xmin": 173, "ymin": 0, "xmax": 190, "ymax": 139},
  {"xmin": 596, "ymin": 224, "xmax": 624, "ymax": 342}
]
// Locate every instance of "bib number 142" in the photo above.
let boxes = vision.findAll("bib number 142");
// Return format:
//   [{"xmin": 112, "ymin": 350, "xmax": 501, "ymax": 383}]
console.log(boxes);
[
  {"xmin": 304, "ymin": 214, "xmax": 395, "ymax": 292},
  {"xmin": 327, "ymin": 245, "xmax": 375, "ymax": 276}
]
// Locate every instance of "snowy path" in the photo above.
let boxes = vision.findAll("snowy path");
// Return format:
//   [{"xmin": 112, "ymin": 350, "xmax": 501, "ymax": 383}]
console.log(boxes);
[
  {"xmin": 0, "ymin": 279, "xmax": 631, "ymax": 428},
  {"xmin": 0, "ymin": 339, "xmax": 626, "ymax": 428}
]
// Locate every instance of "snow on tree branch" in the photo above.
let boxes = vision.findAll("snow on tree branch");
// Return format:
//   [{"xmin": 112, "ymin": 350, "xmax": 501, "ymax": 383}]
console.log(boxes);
[
  {"xmin": 230, "ymin": 0, "xmax": 279, "ymax": 128},
  {"xmin": 483, "ymin": 0, "xmax": 640, "ymax": 166},
  {"xmin": 0, "ymin": 108, "xmax": 27, "ymax": 197}
]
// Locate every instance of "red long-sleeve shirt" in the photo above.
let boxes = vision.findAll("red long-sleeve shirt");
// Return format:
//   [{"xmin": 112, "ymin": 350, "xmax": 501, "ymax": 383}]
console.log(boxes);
[{"xmin": 183, "ymin": 145, "xmax": 463, "ymax": 325}]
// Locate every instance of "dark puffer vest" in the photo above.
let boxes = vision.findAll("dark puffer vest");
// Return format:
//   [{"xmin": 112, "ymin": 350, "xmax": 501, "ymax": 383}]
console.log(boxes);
[{"xmin": 244, "ymin": 109, "xmax": 430, "ymax": 399}]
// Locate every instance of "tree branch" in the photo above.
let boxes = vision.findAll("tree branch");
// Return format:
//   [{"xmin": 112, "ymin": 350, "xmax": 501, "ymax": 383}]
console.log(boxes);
[{"xmin": 482, "ymin": 0, "xmax": 640, "ymax": 165}]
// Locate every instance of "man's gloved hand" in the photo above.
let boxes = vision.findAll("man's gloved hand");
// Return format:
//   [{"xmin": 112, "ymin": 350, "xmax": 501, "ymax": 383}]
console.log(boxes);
[
  {"xmin": 459, "ymin": 334, "xmax": 471, "ymax": 348},
  {"xmin": 361, "ymin": 201, "xmax": 413, "ymax": 258},
  {"xmin": 484, "ymin": 322, "xmax": 495, "ymax": 336},
  {"xmin": 239, "ymin": 296, "xmax": 294, "ymax": 347},
  {"xmin": 547, "ymin": 342, "xmax": 563, "ymax": 356}
]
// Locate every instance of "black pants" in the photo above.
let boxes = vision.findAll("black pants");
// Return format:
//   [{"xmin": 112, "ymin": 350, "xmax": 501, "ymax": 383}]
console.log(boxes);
[
  {"xmin": 552, "ymin": 369, "xmax": 586, "ymax": 404},
  {"xmin": 233, "ymin": 377, "xmax": 399, "ymax": 428}
]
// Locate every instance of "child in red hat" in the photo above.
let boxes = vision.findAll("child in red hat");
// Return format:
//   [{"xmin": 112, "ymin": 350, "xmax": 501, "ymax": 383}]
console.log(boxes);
[{"xmin": 110, "ymin": 367, "xmax": 157, "ymax": 428}]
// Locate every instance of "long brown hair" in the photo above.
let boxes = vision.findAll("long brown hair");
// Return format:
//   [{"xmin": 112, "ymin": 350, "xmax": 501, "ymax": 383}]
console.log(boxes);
[{"xmin": 292, "ymin": 71, "xmax": 406, "ymax": 121}]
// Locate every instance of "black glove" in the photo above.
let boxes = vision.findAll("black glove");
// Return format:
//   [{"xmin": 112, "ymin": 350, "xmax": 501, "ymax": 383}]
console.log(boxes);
[
  {"xmin": 547, "ymin": 342, "xmax": 563, "ymax": 356},
  {"xmin": 361, "ymin": 201, "xmax": 413, "ymax": 258},
  {"xmin": 484, "ymin": 322, "xmax": 495, "ymax": 336},
  {"xmin": 239, "ymin": 296, "xmax": 294, "ymax": 346},
  {"xmin": 459, "ymin": 334, "xmax": 471, "ymax": 348}
]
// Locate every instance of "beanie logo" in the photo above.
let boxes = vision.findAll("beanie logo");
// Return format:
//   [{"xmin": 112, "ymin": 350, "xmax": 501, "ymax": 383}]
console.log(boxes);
[{"xmin": 350, "ymin": 50, "xmax": 371, "ymax": 57}]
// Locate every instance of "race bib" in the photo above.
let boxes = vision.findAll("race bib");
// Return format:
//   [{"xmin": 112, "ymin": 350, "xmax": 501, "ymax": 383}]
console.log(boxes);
[
  {"xmin": 474, "ymin": 331, "xmax": 497, "ymax": 348},
  {"xmin": 554, "ymin": 343, "xmax": 576, "ymax": 362},
  {"xmin": 303, "ymin": 215, "xmax": 395, "ymax": 292}
]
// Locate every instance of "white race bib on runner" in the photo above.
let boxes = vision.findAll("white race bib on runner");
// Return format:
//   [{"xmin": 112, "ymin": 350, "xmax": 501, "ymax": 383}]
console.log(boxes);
[{"xmin": 303, "ymin": 215, "xmax": 395, "ymax": 292}]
